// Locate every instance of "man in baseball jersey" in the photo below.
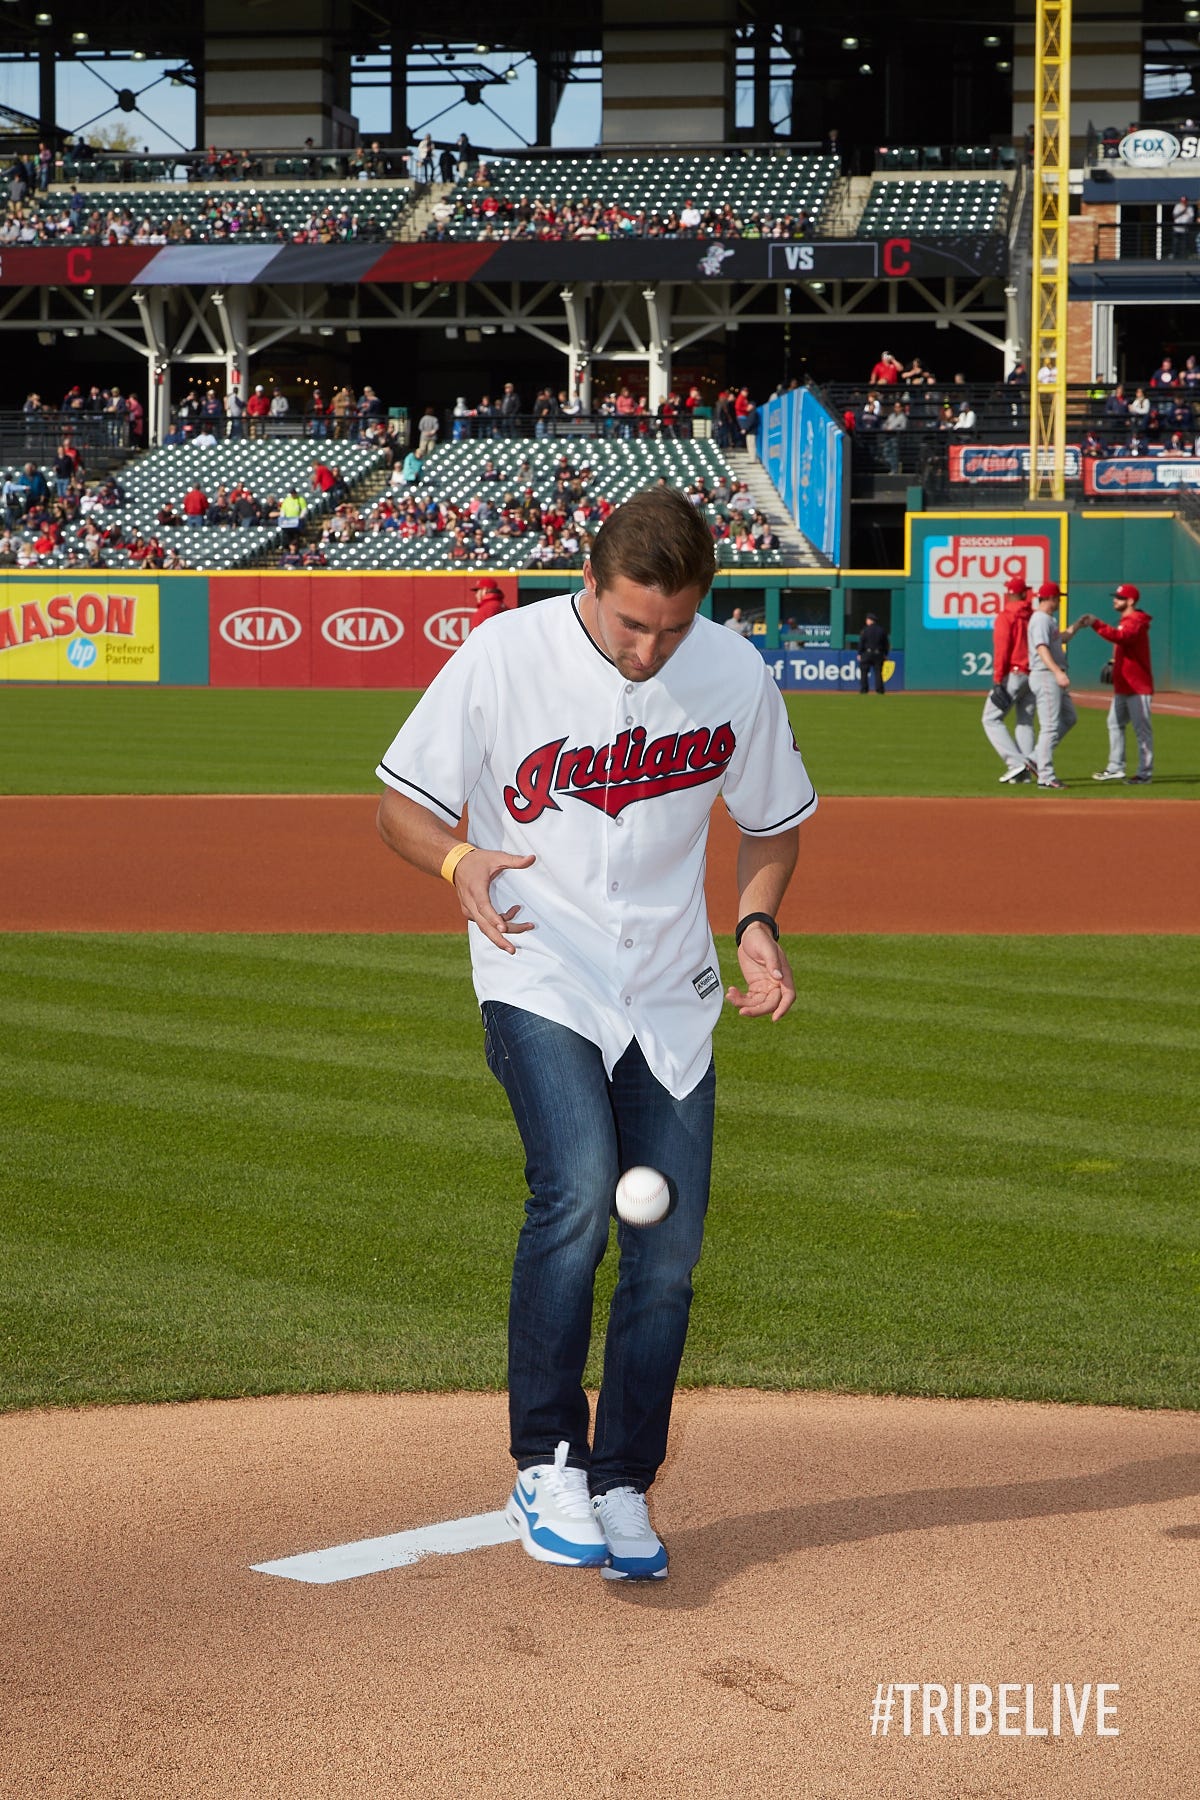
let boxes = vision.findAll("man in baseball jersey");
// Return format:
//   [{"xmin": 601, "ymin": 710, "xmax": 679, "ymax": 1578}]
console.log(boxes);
[
  {"xmin": 1082, "ymin": 583, "xmax": 1155, "ymax": 784},
  {"xmin": 982, "ymin": 574, "xmax": 1036, "ymax": 783},
  {"xmin": 375, "ymin": 487, "xmax": 816, "ymax": 1581},
  {"xmin": 1028, "ymin": 580, "xmax": 1085, "ymax": 789}
]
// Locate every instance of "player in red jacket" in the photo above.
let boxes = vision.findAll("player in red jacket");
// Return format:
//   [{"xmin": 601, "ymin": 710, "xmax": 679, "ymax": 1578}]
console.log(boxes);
[
  {"xmin": 469, "ymin": 579, "xmax": 508, "ymax": 632},
  {"xmin": 1084, "ymin": 583, "xmax": 1154, "ymax": 784},
  {"xmin": 982, "ymin": 574, "xmax": 1037, "ymax": 782}
]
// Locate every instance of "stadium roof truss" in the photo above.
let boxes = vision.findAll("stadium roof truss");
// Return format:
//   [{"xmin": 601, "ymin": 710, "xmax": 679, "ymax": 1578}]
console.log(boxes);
[{"xmin": 0, "ymin": 270, "xmax": 1008, "ymax": 438}]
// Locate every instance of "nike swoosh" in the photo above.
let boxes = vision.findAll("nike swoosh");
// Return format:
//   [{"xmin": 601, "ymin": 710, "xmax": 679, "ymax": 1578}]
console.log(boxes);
[{"xmin": 516, "ymin": 1480, "xmax": 538, "ymax": 1511}]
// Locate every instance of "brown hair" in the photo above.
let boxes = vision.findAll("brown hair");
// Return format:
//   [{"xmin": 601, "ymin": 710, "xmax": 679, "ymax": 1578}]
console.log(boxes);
[{"xmin": 589, "ymin": 485, "xmax": 716, "ymax": 600}]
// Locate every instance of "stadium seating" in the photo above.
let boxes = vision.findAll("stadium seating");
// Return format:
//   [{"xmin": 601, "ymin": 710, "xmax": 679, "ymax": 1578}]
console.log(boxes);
[
  {"xmin": 4, "ymin": 439, "xmax": 387, "ymax": 571},
  {"xmin": 442, "ymin": 153, "xmax": 839, "ymax": 236},
  {"xmin": 857, "ymin": 178, "xmax": 1007, "ymax": 237},
  {"xmin": 25, "ymin": 184, "xmax": 413, "ymax": 243},
  {"xmin": 316, "ymin": 438, "xmax": 797, "ymax": 571}
]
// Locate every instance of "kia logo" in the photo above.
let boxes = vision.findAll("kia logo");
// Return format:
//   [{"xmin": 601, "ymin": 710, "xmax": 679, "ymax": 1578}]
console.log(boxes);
[
  {"xmin": 1118, "ymin": 130, "xmax": 1180, "ymax": 168},
  {"xmin": 423, "ymin": 607, "xmax": 474, "ymax": 649},
  {"xmin": 320, "ymin": 607, "xmax": 404, "ymax": 651},
  {"xmin": 218, "ymin": 607, "xmax": 302, "ymax": 650}
]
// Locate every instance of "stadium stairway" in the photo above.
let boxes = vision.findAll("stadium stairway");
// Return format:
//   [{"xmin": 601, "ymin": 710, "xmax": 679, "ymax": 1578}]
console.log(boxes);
[
  {"xmin": 252, "ymin": 461, "xmax": 392, "ymax": 566},
  {"xmin": 723, "ymin": 449, "xmax": 827, "ymax": 567},
  {"xmin": 819, "ymin": 176, "xmax": 871, "ymax": 236}
]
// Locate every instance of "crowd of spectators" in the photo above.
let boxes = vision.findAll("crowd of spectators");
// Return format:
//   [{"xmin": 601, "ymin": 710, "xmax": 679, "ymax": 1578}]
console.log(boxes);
[
  {"xmin": 21, "ymin": 383, "xmax": 143, "ymax": 445},
  {"xmin": 1, "ymin": 190, "xmax": 388, "ymax": 247},
  {"xmin": 426, "ymin": 163, "xmax": 816, "ymax": 243},
  {"xmin": 311, "ymin": 448, "xmax": 784, "ymax": 570},
  {"xmin": 0, "ymin": 446, "xmax": 177, "ymax": 571},
  {"xmin": 443, "ymin": 382, "xmax": 761, "ymax": 447},
  {"xmin": 164, "ymin": 381, "xmax": 393, "ymax": 444}
]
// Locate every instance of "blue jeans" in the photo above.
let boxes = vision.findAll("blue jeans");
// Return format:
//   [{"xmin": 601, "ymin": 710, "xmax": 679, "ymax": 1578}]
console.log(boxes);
[{"xmin": 482, "ymin": 1001, "xmax": 714, "ymax": 1495}]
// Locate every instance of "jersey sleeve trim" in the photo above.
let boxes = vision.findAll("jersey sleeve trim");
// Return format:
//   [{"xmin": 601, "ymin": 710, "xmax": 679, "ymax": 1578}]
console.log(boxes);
[
  {"xmin": 375, "ymin": 764, "xmax": 462, "ymax": 824},
  {"xmin": 731, "ymin": 790, "xmax": 818, "ymax": 836}
]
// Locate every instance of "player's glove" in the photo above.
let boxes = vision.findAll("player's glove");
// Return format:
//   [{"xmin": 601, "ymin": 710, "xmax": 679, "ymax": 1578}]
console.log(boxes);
[
  {"xmin": 987, "ymin": 682, "xmax": 1013, "ymax": 712},
  {"xmin": 1100, "ymin": 659, "xmax": 1115, "ymax": 686}
]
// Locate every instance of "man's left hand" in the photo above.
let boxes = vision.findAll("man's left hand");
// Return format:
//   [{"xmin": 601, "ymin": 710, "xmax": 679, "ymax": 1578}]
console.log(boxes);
[{"xmin": 725, "ymin": 924, "xmax": 796, "ymax": 1022}]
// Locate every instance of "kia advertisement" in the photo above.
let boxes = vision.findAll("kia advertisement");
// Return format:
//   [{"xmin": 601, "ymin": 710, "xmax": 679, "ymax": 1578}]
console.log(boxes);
[{"xmin": 207, "ymin": 576, "xmax": 497, "ymax": 687}]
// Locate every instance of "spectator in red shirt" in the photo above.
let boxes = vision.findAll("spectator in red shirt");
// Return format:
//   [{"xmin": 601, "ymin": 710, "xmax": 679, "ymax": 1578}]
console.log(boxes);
[
  {"xmin": 311, "ymin": 461, "xmax": 337, "ymax": 495},
  {"xmin": 870, "ymin": 351, "xmax": 902, "ymax": 385},
  {"xmin": 245, "ymin": 384, "xmax": 271, "ymax": 438},
  {"xmin": 182, "ymin": 483, "xmax": 208, "ymax": 525},
  {"xmin": 1081, "ymin": 584, "xmax": 1155, "ymax": 783}
]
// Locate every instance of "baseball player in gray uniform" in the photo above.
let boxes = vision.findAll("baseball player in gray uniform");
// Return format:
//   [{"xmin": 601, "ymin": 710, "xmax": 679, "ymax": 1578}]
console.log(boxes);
[
  {"xmin": 1028, "ymin": 580, "xmax": 1085, "ymax": 788},
  {"xmin": 374, "ymin": 487, "xmax": 817, "ymax": 1582}
]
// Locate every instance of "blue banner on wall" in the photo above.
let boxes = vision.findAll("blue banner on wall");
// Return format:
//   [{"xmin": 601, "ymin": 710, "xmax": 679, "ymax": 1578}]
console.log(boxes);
[
  {"xmin": 757, "ymin": 645, "xmax": 905, "ymax": 691},
  {"xmin": 760, "ymin": 388, "xmax": 845, "ymax": 564}
]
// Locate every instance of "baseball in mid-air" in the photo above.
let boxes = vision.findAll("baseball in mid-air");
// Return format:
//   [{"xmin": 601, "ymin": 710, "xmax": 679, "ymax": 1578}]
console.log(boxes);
[{"xmin": 614, "ymin": 1166, "xmax": 670, "ymax": 1227}]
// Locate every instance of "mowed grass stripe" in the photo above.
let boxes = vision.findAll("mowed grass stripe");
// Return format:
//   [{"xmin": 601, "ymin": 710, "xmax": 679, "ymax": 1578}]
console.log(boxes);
[
  {"xmin": 1, "ymin": 933, "xmax": 1197, "ymax": 1412},
  {"xmin": 2, "ymin": 687, "xmax": 1199, "ymax": 797}
]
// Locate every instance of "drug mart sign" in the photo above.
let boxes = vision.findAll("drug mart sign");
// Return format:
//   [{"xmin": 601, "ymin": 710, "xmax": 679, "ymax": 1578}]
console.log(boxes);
[{"xmin": 922, "ymin": 532, "xmax": 1052, "ymax": 630}]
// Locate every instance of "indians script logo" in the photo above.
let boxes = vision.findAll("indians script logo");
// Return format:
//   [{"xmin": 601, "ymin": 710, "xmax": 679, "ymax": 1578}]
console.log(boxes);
[{"xmin": 504, "ymin": 724, "xmax": 736, "ymax": 822}]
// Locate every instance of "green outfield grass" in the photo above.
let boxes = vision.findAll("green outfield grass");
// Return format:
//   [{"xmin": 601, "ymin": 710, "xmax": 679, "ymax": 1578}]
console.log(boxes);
[
  {"xmin": 2, "ymin": 932, "xmax": 1197, "ymax": 1414},
  {"xmin": 1, "ymin": 687, "xmax": 1198, "ymax": 798}
]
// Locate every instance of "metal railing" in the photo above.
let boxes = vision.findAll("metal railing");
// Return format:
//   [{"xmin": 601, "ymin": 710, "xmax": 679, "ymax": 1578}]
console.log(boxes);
[
  {"xmin": 437, "ymin": 411, "xmax": 715, "ymax": 443},
  {"xmin": 0, "ymin": 410, "xmax": 132, "ymax": 461},
  {"xmin": 36, "ymin": 149, "xmax": 415, "ymax": 187},
  {"xmin": 1093, "ymin": 220, "xmax": 1200, "ymax": 263}
]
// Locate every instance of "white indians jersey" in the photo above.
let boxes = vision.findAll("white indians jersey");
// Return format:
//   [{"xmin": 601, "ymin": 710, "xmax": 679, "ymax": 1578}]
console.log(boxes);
[{"xmin": 376, "ymin": 592, "xmax": 817, "ymax": 1098}]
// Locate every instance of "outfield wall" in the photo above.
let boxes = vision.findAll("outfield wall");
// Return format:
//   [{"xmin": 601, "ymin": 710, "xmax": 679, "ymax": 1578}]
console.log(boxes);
[{"xmin": 1, "ymin": 517, "xmax": 1196, "ymax": 691}]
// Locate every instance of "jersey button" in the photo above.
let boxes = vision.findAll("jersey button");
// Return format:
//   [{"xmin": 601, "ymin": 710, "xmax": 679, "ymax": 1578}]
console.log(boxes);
[
  {"xmin": 625, "ymin": 715, "xmax": 633, "ymax": 725},
  {"xmin": 625, "ymin": 683, "xmax": 634, "ymax": 694},
  {"xmin": 614, "ymin": 816, "xmax": 624, "ymax": 827},
  {"xmin": 610, "ymin": 881, "xmax": 619, "ymax": 892},
  {"xmin": 624, "ymin": 938, "xmax": 633, "ymax": 948},
  {"xmin": 624, "ymin": 995, "xmax": 632, "ymax": 1006}
]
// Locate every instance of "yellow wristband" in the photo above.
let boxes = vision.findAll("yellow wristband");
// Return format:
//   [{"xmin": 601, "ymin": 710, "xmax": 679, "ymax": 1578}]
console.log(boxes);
[{"xmin": 440, "ymin": 842, "xmax": 474, "ymax": 885}]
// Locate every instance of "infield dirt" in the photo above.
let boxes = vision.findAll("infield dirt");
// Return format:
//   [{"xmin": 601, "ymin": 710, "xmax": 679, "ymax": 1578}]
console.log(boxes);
[{"xmin": 3, "ymin": 793, "xmax": 1199, "ymax": 932}]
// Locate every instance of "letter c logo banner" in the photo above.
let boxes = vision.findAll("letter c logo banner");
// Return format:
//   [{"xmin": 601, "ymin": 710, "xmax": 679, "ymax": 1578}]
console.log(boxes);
[
  {"xmin": 883, "ymin": 237, "xmax": 911, "ymax": 276},
  {"xmin": 67, "ymin": 247, "xmax": 92, "ymax": 284}
]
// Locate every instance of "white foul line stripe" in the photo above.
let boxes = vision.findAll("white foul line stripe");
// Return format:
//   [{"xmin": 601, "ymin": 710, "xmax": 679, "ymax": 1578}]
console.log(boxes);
[{"xmin": 252, "ymin": 1509, "xmax": 519, "ymax": 1584}]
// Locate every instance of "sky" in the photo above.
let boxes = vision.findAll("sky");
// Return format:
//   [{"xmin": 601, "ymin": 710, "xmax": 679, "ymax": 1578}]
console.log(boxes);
[
  {"xmin": 0, "ymin": 44, "xmax": 781, "ymax": 156},
  {"xmin": 0, "ymin": 51, "xmax": 604, "ymax": 156}
]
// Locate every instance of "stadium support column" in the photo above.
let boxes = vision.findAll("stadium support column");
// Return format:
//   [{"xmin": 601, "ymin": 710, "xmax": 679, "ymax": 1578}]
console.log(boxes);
[
  {"xmin": 561, "ymin": 285, "xmax": 593, "ymax": 415},
  {"xmin": 1029, "ymin": 0, "xmax": 1070, "ymax": 502},
  {"xmin": 214, "ymin": 287, "xmax": 250, "ymax": 409},
  {"xmin": 643, "ymin": 285, "xmax": 671, "ymax": 413},
  {"xmin": 38, "ymin": 39, "xmax": 55, "ymax": 144},
  {"xmin": 134, "ymin": 290, "xmax": 168, "ymax": 446}
]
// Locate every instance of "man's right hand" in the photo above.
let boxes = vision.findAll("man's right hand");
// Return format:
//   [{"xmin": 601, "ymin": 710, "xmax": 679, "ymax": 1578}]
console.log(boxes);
[
  {"xmin": 1056, "ymin": 670, "xmax": 1071, "ymax": 690},
  {"xmin": 452, "ymin": 849, "xmax": 536, "ymax": 954}
]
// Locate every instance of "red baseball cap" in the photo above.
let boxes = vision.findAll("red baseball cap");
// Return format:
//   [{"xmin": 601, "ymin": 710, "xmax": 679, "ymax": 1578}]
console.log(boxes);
[
  {"xmin": 472, "ymin": 581, "xmax": 503, "ymax": 598},
  {"xmin": 1004, "ymin": 575, "xmax": 1030, "ymax": 596},
  {"xmin": 1036, "ymin": 580, "xmax": 1061, "ymax": 601},
  {"xmin": 1113, "ymin": 582, "xmax": 1140, "ymax": 602}
]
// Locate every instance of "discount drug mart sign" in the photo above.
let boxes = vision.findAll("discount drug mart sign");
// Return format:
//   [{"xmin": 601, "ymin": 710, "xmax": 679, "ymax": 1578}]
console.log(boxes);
[{"xmin": 922, "ymin": 532, "xmax": 1052, "ymax": 630}]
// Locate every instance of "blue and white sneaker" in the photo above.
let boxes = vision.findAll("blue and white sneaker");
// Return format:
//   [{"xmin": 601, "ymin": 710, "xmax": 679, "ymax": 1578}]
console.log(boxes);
[
  {"xmin": 592, "ymin": 1486, "xmax": 669, "ymax": 1581},
  {"xmin": 505, "ymin": 1440, "xmax": 609, "ymax": 1567}
]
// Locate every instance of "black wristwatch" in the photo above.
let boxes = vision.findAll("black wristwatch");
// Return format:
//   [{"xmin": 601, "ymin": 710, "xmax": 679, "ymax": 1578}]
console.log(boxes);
[{"xmin": 735, "ymin": 912, "xmax": 780, "ymax": 948}]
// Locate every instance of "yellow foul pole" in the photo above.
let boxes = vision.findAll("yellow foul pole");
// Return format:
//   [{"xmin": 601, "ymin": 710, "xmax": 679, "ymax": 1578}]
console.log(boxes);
[{"xmin": 1030, "ymin": 0, "xmax": 1071, "ymax": 501}]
